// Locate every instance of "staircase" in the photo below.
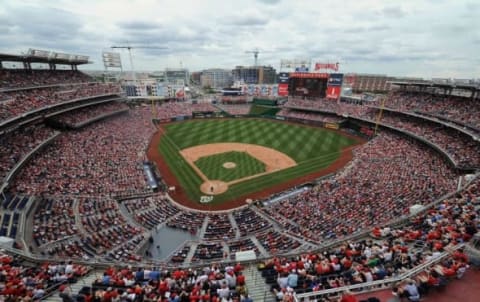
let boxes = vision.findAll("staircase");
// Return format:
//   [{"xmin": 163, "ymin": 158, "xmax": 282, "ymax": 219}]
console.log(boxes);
[
  {"xmin": 243, "ymin": 264, "xmax": 276, "ymax": 302},
  {"xmin": 43, "ymin": 270, "xmax": 100, "ymax": 302}
]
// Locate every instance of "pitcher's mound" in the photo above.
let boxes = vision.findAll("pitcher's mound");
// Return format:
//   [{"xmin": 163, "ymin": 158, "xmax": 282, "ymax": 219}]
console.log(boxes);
[
  {"xmin": 223, "ymin": 162, "xmax": 236, "ymax": 169},
  {"xmin": 200, "ymin": 180, "xmax": 228, "ymax": 195}
]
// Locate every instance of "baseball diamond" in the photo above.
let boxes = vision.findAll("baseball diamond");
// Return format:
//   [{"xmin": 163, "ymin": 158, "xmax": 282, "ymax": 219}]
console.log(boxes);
[
  {"xmin": 150, "ymin": 118, "xmax": 362, "ymax": 209},
  {"xmin": 193, "ymin": 150, "xmax": 268, "ymax": 182}
]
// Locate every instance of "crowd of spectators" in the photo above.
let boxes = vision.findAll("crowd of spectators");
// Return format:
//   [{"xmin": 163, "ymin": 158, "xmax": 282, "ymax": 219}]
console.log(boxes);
[
  {"xmin": 0, "ymin": 251, "xmax": 90, "ymax": 300},
  {"xmin": 228, "ymin": 239, "xmax": 259, "ymax": 259},
  {"xmin": 284, "ymin": 98, "xmax": 338, "ymax": 113},
  {"xmin": 0, "ymin": 83, "xmax": 121, "ymax": 123},
  {"xmin": 155, "ymin": 102, "xmax": 219, "ymax": 120},
  {"xmin": 257, "ymin": 230, "xmax": 302, "ymax": 255},
  {"xmin": 31, "ymin": 196, "xmax": 147, "ymax": 262},
  {"xmin": 215, "ymin": 104, "xmax": 251, "ymax": 116},
  {"xmin": 220, "ymin": 96, "xmax": 249, "ymax": 104},
  {"xmin": 78, "ymin": 198, "xmax": 145, "ymax": 259},
  {"xmin": 50, "ymin": 101, "xmax": 129, "ymax": 128},
  {"xmin": 259, "ymin": 176, "xmax": 479, "ymax": 298},
  {"xmin": 283, "ymin": 97, "xmax": 480, "ymax": 169},
  {"xmin": 277, "ymin": 108, "xmax": 345, "ymax": 123},
  {"xmin": 32, "ymin": 197, "xmax": 77, "ymax": 247},
  {"xmin": 170, "ymin": 245, "xmax": 191, "ymax": 263},
  {"xmin": 90, "ymin": 263, "xmax": 249, "ymax": 302},
  {"xmin": 377, "ymin": 91, "xmax": 480, "ymax": 130},
  {"xmin": 10, "ymin": 108, "xmax": 156, "ymax": 197},
  {"xmin": 204, "ymin": 214, "xmax": 236, "ymax": 241},
  {"xmin": 193, "ymin": 243, "xmax": 225, "ymax": 262},
  {"xmin": 284, "ymin": 98, "xmax": 369, "ymax": 117},
  {"xmin": 0, "ymin": 124, "xmax": 57, "ymax": 181},
  {"xmin": 0, "ymin": 69, "xmax": 92, "ymax": 89},
  {"xmin": 231, "ymin": 208, "xmax": 270, "ymax": 238},
  {"xmin": 123, "ymin": 195, "xmax": 180, "ymax": 230},
  {"xmin": 167, "ymin": 212, "xmax": 206, "ymax": 236},
  {"xmin": 364, "ymin": 109, "xmax": 480, "ymax": 168},
  {"xmin": 261, "ymin": 131, "xmax": 458, "ymax": 242}
]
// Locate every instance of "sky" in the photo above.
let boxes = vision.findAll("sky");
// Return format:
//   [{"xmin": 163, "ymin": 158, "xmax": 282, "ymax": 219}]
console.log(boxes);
[{"xmin": 0, "ymin": 0, "xmax": 479, "ymax": 78}]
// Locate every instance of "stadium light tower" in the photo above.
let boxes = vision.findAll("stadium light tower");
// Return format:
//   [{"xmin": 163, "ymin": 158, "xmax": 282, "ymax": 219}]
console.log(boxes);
[{"xmin": 110, "ymin": 45, "xmax": 168, "ymax": 81}]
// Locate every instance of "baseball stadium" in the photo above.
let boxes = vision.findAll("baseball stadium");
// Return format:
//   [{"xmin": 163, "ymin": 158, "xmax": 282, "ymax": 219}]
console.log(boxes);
[{"xmin": 1, "ymin": 2, "xmax": 480, "ymax": 302}]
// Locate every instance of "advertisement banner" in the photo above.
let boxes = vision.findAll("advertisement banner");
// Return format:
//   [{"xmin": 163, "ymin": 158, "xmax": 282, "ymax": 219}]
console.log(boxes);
[
  {"xmin": 176, "ymin": 89, "xmax": 185, "ymax": 98},
  {"xmin": 327, "ymin": 73, "xmax": 344, "ymax": 86},
  {"xmin": 271, "ymin": 85, "xmax": 278, "ymax": 96},
  {"xmin": 278, "ymin": 72, "xmax": 289, "ymax": 83},
  {"xmin": 248, "ymin": 85, "xmax": 255, "ymax": 95},
  {"xmin": 314, "ymin": 62, "xmax": 339, "ymax": 71},
  {"xmin": 278, "ymin": 83, "xmax": 289, "ymax": 96},
  {"xmin": 261, "ymin": 85, "xmax": 268, "ymax": 96},
  {"xmin": 289, "ymin": 72, "xmax": 329, "ymax": 79},
  {"xmin": 280, "ymin": 59, "xmax": 310, "ymax": 69},
  {"xmin": 239, "ymin": 84, "xmax": 278, "ymax": 96},
  {"xmin": 157, "ymin": 84, "xmax": 165, "ymax": 96},
  {"xmin": 325, "ymin": 122, "xmax": 339, "ymax": 130},
  {"xmin": 326, "ymin": 86, "xmax": 341, "ymax": 99},
  {"xmin": 295, "ymin": 66, "xmax": 309, "ymax": 72}
]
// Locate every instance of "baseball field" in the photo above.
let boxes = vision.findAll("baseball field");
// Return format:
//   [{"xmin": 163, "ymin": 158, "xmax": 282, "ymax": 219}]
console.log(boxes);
[{"xmin": 149, "ymin": 118, "xmax": 361, "ymax": 209}]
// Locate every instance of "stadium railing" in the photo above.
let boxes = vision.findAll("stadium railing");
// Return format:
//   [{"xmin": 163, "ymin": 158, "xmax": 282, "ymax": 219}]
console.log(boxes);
[
  {"xmin": 0, "ymin": 81, "xmax": 99, "ymax": 93},
  {"xmin": 293, "ymin": 243, "xmax": 466, "ymax": 302},
  {"xmin": 0, "ymin": 93, "xmax": 122, "ymax": 134},
  {"xmin": 1, "ymin": 173, "xmax": 476, "ymax": 271},
  {"xmin": 366, "ymin": 106, "xmax": 479, "ymax": 140}
]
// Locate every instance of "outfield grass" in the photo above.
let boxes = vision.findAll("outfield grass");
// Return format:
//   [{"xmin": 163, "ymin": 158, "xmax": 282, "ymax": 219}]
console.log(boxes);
[
  {"xmin": 158, "ymin": 118, "xmax": 358, "ymax": 205},
  {"xmin": 194, "ymin": 151, "xmax": 266, "ymax": 182}
]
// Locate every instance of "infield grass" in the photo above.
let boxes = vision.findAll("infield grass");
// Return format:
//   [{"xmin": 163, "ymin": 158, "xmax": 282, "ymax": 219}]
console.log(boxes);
[
  {"xmin": 158, "ymin": 118, "xmax": 359, "ymax": 205},
  {"xmin": 194, "ymin": 151, "xmax": 266, "ymax": 182}
]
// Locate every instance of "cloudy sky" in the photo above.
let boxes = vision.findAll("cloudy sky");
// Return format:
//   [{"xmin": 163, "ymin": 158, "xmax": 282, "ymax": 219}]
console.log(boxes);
[{"xmin": 1, "ymin": 0, "xmax": 479, "ymax": 78}]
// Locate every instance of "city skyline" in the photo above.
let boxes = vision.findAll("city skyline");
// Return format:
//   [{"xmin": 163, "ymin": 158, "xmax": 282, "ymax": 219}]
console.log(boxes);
[{"xmin": 0, "ymin": 0, "xmax": 479, "ymax": 78}]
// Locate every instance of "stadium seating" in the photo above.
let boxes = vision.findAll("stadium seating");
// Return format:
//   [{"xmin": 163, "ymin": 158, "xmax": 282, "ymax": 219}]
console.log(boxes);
[{"xmin": 1, "ymin": 69, "xmax": 480, "ymax": 302}]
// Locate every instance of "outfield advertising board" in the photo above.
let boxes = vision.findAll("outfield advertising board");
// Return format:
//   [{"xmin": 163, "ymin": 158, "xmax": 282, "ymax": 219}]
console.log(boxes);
[
  {"xmin": 278, "ymin": 83, "xmax": 289, "ymax": 96},
  {"xmin": 327, "ymin": 73, "xmax": 344, "ymax": 86},
  {"xmin": 278, "ymin": 72, "xmax": 289, "ymax": 83},
  {"xmin": 326, "ymin": 73, "xmax": 344, "ymax": 100},
  {"xmin": 238, "ymin": 84, "xmax": 279, "ymax": 97},
  {"xmin": 326, "ymin": 86, "xmax": 341, "ymax": 99}
]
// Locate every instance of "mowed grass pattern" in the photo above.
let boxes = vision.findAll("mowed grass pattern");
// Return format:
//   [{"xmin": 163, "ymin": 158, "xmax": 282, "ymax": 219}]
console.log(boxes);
[
  {"xmin": 158, "ymin": 119, "xmax": 358, "ymax": 205},
  {"xmin": 194, "ymin": 151, "xmax": 266, "ymax": 182}
]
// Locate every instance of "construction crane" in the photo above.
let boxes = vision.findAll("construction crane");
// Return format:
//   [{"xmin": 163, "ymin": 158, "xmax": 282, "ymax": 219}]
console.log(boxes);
[
  {"xmin": 245, "ymin": 48, "xmax": 261, "ymax": 66},
  {"xmin": 111, "ymin": 45, "xmax": 167, "ymax": 81},
  {"xmin": 111, "ymin": 45, "xmax": 167, "ymax": 119}
]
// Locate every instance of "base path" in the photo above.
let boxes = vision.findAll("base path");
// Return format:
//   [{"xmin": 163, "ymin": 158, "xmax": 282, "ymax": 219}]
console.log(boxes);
[{"xmin": 180, "ymin": 143, "xmax": 297, "ymax": 173}]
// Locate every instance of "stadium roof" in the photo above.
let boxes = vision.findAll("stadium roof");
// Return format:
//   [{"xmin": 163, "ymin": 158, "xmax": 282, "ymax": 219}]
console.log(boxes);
[
  {"xmin": 0, "ymin": 49, "xmax": 91, "ymax": 66},
  {"xmin": 390, "ymin": 80, "xmax": 480, "ymax": 91}
]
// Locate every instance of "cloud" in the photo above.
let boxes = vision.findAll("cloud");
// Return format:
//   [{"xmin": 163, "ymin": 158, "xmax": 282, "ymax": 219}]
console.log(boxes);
[
  {"xmin": 379, "ymin": 6, "xmax": 407, "ymax": 18},
  {"xmin": 117, "ymin": 20, "xmax": 162, "ymax": 31},
  {"xmin": 257, "ymin": 0, "xmax": 282, "ymax": 4},
  {"xmin": 227, "ymin": 12, "xmax": 270, "ymax": 26},
  {"xmin": 0, "ymin": 0, "xmax": 477, "ymax": 78}
]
